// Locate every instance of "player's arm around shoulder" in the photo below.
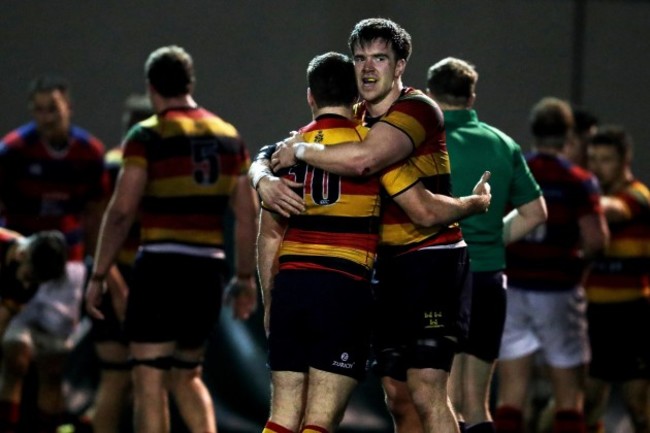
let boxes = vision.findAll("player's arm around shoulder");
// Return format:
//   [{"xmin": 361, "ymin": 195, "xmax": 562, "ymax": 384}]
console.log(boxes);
[
  {"xmin": 393, "ymin": 171, "xmax": 491, "ymax": 227},
  {"xmin": 250, "ymin": 142, "xmax": 304, "ymax": 218}
]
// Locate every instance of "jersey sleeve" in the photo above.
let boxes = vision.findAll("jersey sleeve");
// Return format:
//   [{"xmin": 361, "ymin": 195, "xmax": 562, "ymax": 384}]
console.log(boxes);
[
  {"xmin": 379, "ymin": 159, "xmax": 420, "ymax": 197},
  {"xmin": 121, "ymin": 124, "xmax": 150, "ymax": 169},
  {"xmin": 380, "ymin": 93, "xmax": 443, "ymax": 150}
]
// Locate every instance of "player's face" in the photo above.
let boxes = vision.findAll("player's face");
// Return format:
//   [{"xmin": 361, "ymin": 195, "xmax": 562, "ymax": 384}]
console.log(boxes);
[
  {"xmin": 587, "ymin": 144, "xmax": 624, "ymax": 190},
  {"xmin": 30, "ymin": 89, "xmax": 71, "ymax": 141},
  {"xmin": 352, "ymin": 39, "xmax": 405, "ymax": 106}
]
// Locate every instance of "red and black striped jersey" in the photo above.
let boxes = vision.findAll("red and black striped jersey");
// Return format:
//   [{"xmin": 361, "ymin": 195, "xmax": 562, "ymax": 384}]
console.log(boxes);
[
  {"xmin": 0, "ymin": 122, "xmax": 108, "ymax": 261},
  {"xmin": 585, "ymin": 179, "xmax": 650, "ymax": 302},
  {"xmin": 122, "ymin": 107, "xmax": 250, "ymax": 254},
  {"xmin": 506, "ymin": 152, "xmax": 603, "ymax": 291},
  {"xmin": 275, "ymin": 115, "xmax": 381, "ymax": 281},
  {"xmin": 354, "ymin": 87, "xmax": 463, "ymax": 257}
]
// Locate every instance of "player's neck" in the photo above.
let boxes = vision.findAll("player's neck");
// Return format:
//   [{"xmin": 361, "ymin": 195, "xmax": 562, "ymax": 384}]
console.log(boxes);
[
  {"xmin": 365, "ymin": 83, "xmax": 403, "ymax": 118},
  {"xmin": 154, "ymin": 94, "xmax": 198, "ymax": 113},
  {"xmin": 312, "ymin": 106, "xmax": 352, "ymax": 120}
]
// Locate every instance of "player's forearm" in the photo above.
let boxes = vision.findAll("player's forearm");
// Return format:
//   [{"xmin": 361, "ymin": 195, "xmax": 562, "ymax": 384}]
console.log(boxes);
[
  {"xmin": 433, "ymin": 194, "xmax": 487, "ymax": 226},
  {"xmin": 235, "ymin": 217, "xmax": 258, "ymax": 278},
  {"xmin": 579, "ymin": 212, "xmax": 610, "ymax": 260},
  {"xmin": 248, "ymin": 143, "xmax": 278, "ymax": 188},
  {"xmin": 601, "ymin": 196, "xmax": 630, "ymax": 223},
  {"xmin": 234, "ymin": 179, "xmax": 260, "ymax": 277},
  {"xmin": 502, "ymin": 197, "xmax": 548, "ymax": 244},
  {"xmin": 296, "ymin": 142, "xmax": 376, "ymax": 177},
  {"xmin": 249, "ymin": 159, "xmax": 274, "ymax": 189},
  {"xmin": 91, "ymin": 208, "xmax": 134, "ymax": 279},
  {"xmin": 83, "ymin": 197, "xmax": 109, "ymax": 257},
  {"xmin": 256, "ymin": 213, "xmax": 283, "ymax": 306},
  {"xmin": 396, "ymin": 188, "xmax": 488, "ymax": 228}
]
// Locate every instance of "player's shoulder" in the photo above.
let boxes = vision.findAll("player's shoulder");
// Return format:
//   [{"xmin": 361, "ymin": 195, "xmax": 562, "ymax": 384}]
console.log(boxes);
[
  {"xmin": 398, "ymin": 87, "xmax": 437, "ymax": 108},
  {"xmin": 0, "ymin": 122, "xmax": 37, "ymax": 150}
]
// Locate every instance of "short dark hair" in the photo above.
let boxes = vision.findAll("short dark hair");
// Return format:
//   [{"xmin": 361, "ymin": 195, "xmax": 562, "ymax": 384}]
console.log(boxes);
[
  {"xmin": 427, "ymin": 57, "xmax": 478, "ymax": 107},
  {"xmin": 27, "ymin": 230, "xmax": 67, "ymax": 283},
  {"xmin": 589, "ymin": 124, "xmax": 633, "ymax": 160},
  {"xmin": 307, "ymin": 52, "xmax": 358, "ymax": 108},
  {"xmin": 348, "ymin": 18, "xmax": 412, "ymax": 61},
  {"xmin": 145, "ymin": 45, "xmax": 195, "ymax": 97},
  {"xmin": 529, "ymin": 97, "xmax": 574, "ymax": 149},
  {"xmin": 27, "ymin": 75, "xmax": 70, "ymax": 101},
  {"xmin": 572, "ymin": 107, "xmax": 599, "ymax": 135}
]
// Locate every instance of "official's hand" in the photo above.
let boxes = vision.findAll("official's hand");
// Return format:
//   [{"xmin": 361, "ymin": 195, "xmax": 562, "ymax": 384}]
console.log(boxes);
[{"xmin": 224, "ymin": 275, "xmax": 258, "ymax": 320}]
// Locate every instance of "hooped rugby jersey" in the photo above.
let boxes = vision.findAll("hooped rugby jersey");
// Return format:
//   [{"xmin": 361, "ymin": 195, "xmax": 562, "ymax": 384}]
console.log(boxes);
[
  {"xmin": 122, "ymin": 107, "xmax": 250, "ymax": 254},
  {"xmin": 0, "ymin": 122, "xmax": 108, "ymax": 261},
  {"xmin": 354, "ymin": 87, "xmax": 463, "ymax": 257},
  {"xmin": 585, "ymin": 179, "xmax": 650, "ymax": 302},
  {"xmin": 274, "ymin": 114, "xmax": 381, "ymax": 281},
  {"xmin": 506, "ymin": 152, "xmax": 603, "ymax": 291}
]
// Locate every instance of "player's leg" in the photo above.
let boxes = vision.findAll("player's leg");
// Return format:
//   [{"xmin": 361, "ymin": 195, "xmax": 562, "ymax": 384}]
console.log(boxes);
[
  {"xmin": 91, "ymin": 340, "xmax": 132, "ymax": 433},
  {"xmin": 168, "ymin": 255, "xmax": 225, "ymax": 433},
  {"xmin": 130, "ymin": 341, "xmax": 174, "ymax": 433},
  {"xmin": 382, "ymin": 376, "xmax": 423, "ymax": 433},
  {"xmin": 265, "ymin": 371, "xmax": 307, "ymax": 433},
  {"xmin": 302, "ymin": 368, "xmax": 357, "ymax": 433}
]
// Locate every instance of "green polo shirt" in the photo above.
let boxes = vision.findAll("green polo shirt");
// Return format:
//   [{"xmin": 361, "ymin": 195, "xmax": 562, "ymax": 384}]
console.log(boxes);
[{"xmin": 445, "ymin": 109, "xmax": 542, "ymax": 272}]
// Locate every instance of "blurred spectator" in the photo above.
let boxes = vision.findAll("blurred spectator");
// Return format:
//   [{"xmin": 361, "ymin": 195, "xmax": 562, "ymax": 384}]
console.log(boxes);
[
  {"xmin": 584, "ymin": 125, "xmax": 650, "ymax": 433},
  {"xmin": 0, "ymin": 75, "xmax": 108, "ymax": 433},
  {"xmin": 495, "ymin": 97, "xmax": 609, "ymax": 433}
]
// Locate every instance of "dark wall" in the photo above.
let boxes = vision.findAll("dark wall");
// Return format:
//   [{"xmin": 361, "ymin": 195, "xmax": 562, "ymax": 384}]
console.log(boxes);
[{"xmin": 2, "ymin": 0, "xmax": 649, "ymax": 182}]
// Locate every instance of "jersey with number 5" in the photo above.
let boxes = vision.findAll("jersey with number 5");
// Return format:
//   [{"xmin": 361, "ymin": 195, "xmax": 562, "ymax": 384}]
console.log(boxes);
[{"xmin": 122, "ymin": 106, "xmax": 250, "ymax": 252}]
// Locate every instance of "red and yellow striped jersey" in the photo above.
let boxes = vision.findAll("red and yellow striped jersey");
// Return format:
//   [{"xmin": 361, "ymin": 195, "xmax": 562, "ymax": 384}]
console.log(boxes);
[
  {"xmin": 276, "ymin": 115, "xmax": 381, "ymax": 281},
  {"xmin": 122, "ymin": 107, "xmax": 250, "ymax": 253},
  {"xmin": 585, "ymin": 179, "xmax": 650, "ymax": 302},
  {"xmin": 355, "ymin": 87, "xmax": 463, "ymax": 257}
]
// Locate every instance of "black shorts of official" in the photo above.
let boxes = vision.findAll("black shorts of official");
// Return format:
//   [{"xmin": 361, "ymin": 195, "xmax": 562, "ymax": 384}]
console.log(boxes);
[
  {"xmin": 587, "ymin": 298, "xmax": 650, "ymax": 381},
  {"xmin": 457, "ymin": 270, "xmax": 507, "ymax": 362},
  {"xmin": 268, "ymin": 269, "xmax": 374, "ymax": 382},
  {"xmin": 371, "ymin": 246, "xmax": 471, "ymax": 381},
  {"xmin": 125, "ymin": 251, "xmax": 227, "ymax": 349},
  {"xmin": 90, "ymin": 263, "xmax": 133, "ymax": 345}
]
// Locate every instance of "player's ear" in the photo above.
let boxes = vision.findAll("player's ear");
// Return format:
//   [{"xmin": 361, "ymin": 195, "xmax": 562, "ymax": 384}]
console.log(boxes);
[
  {"xmin": 307, "ymin": 87, "xmax": 316, "ymax": 110},
  {"xmin": 394, "ymin": 58, "xmax": 406, "ymax": 78}
]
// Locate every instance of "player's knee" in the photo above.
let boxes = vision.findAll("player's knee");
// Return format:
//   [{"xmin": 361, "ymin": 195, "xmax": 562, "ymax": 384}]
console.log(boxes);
[
  {"xmin": 386, "ymin": 391, "xmax": 417, "ymax": 422},
  {"xmin": 382, "ymin": 379, "xmax": 413, "ymax": 416},
  {"xmin": 171, "ymin": 356, "xmax": 202, "ymax": 371},
  {"xmin": 168, "ymin": 357, "xmax": 203, "ymax": 388},
  {"xmin": 129, "ymin": 355, "xmax": 173, "ymax": 370},
  {"xmin": 374, "ymin": 346, "xmax": 408, "ymax": 381},
  {"xmin": 410, "ymin": 336, "xmax": 457, "ymax": 372},
  {"xmin": 98, "ymin": 359, "xmax": 132, "ymax": 371}
]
